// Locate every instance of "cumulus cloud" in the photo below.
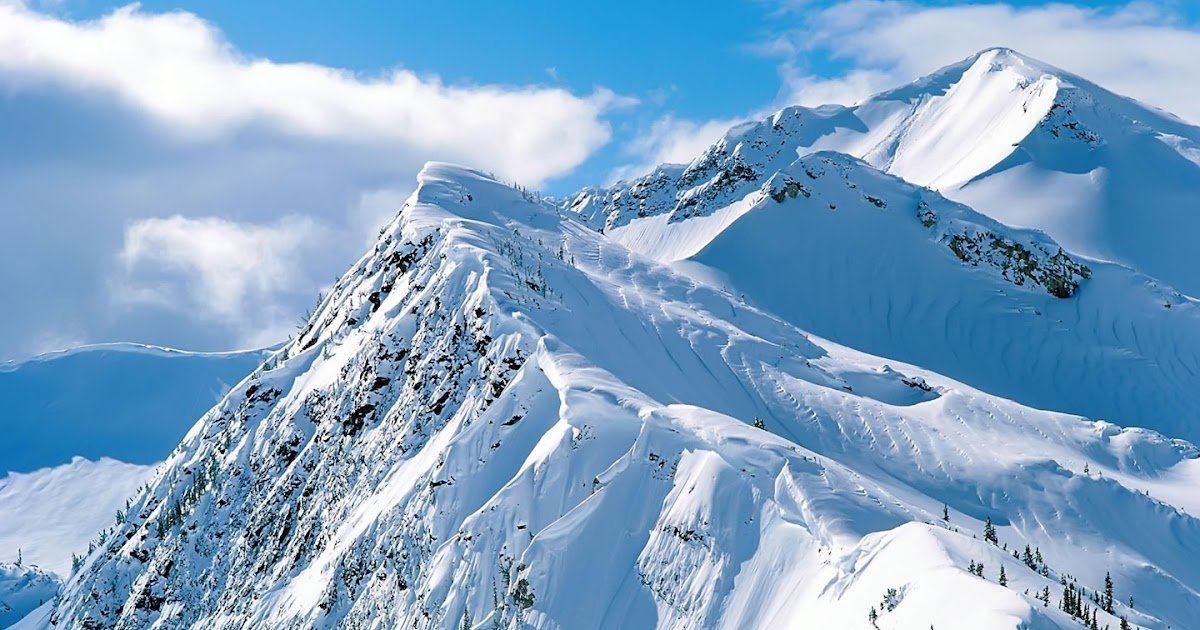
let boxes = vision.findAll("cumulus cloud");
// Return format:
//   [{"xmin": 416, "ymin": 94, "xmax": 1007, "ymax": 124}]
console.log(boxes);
[
  {"xmin": 0, "ymin": 2, "xmax": 623, "ymax": 360},
  {"xmin": 115, "ymin": 216, "xmax": 329, "ymax": 347},
  {"xmin": 776, "ymin": 1, "xmax": 1200, "ymax": 122},
  {"xmin": 0, "ymin": 2, "xmax": 617, "ymax": 185}
]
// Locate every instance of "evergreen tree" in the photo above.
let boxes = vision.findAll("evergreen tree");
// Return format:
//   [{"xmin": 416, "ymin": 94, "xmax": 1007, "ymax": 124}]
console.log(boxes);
[
  {"xmin": 984, "ymin": 517, "xmax": 998, "ymax": 544},
  {"xmin": 1120, "ymin": 616, "xmax": 1132, "ymax": 630},
  {"xmin": 1104, "ymin": 571, "xmax": 1115, "ymax": 614},
  {"xmin": 943, "ymin": 504, "xmax": 950, "ymax": 524},
  {"xmin": 999, "ymin": 565, "xmax": 1007, "ymax": 587}
]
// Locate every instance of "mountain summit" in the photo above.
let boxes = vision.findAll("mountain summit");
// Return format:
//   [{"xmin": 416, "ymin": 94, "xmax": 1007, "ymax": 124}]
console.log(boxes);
[
  {"xmin": 29, "ymin": 52, "xmax": 1200, "ymax": 630},
  {"xmin": 834, "ymin": 47, "xmax": 1200, "ymax": 294}
]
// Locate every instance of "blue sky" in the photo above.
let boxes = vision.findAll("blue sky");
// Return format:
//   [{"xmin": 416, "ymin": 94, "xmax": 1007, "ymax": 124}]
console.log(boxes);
[
  {"xmin": 2, "ymin": 0, "xmax": 1199, "ymax": 359},
  {"xmin": 46, "ymin": 0, "xmax": 1197, "ymax": 191}
]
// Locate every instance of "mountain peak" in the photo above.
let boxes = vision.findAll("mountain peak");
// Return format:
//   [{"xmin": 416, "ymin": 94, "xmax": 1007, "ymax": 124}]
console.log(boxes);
[{"xmin": 971, "ymin": 46, "xmax": 1052, "ymax": 71}]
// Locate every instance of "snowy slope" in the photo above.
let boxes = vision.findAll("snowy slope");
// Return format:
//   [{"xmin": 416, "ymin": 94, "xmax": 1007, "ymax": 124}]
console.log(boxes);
[
  {"xmin": 580, "ymin": 150, "xmax": 1200, "ymax": 442},
  {"xmin": 1, "ymin": 343, "xmax": 267, "ymax": 474},
  {"xmin": 0, "ymin": 563, "xmax": 59, "ymax": 628},
  {"xmin": 574, "ymin": 48, "xmax": 1200, "ymax": 297},
  {"xmin": 0, "ymin": 344, "xmax": 263, "ymax": 626},
  {"xmin": 844, "ymin": 48, "xmax": 1200, "ymax": 298},
  {"xmin": 568, "ymin": 73, "xmax": 1200, "ymax": 441},
  {"xmin": 0, "ymin": 458, "xmax": 157, "ymax": 577},
  {"xmin": 43, "ymin": 164, "xmax": 1199, "ymax": 629}
]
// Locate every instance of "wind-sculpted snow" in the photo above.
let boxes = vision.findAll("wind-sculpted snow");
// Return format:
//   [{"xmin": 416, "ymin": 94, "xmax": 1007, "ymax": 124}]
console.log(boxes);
[
  {"xmin": 46, "ymin": 163, "xmax": 1200, "ymax": 629},
  {"xmin": 571, "ymin": 96, "xmax": 1200, "ymax": 439}
]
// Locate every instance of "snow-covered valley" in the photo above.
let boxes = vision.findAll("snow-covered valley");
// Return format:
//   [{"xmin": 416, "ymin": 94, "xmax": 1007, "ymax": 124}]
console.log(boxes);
[{"xmin": 10, "ymin": 49, "xmax": 1200, "ymax": 629}]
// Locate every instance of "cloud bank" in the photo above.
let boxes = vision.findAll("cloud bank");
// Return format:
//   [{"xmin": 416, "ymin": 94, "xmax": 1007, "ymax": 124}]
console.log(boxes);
[{"xmin": 0, "ymin": 3, "xmax": 618, "ymax": 185}]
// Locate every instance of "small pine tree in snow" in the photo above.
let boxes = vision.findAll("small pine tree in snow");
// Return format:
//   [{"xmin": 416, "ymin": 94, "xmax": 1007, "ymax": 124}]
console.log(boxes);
[
  {"xmin": 984, "ymin": 517, "xmax": 998, "ymax": 544},
  {"xmin": 880, "ymin": 587, "xmax": 900, "ymax": 612},
  {"xmin": 970, "ymin": 561, "xmax": 985, "ymax": 578},
  {"xmin": 998, "ymin": 565, "xmax": 1007, "ymax": 587},
  {"xmin": 943, "ymin": 504, "xmax": 950, "ymax": 524},
  {"xmin": 1103, "ymin": 571, "xmax": 1115, "ymax": 614}
]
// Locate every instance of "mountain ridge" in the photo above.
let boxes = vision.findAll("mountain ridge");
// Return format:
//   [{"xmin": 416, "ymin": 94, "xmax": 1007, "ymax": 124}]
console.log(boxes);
[
  {"xmin": 577, "ymin": 47, "xmax": 1200, "ymax": 295},
  {"xmin": 43, "ymin": 157, "xmax": 1200, "ymax": 629},
  {"xmin": 24, "ymin": 50, "xmax": 1200, "ymax": 630}
]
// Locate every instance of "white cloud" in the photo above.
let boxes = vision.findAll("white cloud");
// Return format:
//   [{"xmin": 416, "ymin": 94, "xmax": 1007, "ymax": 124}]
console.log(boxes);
[
  {"xmin": 116, "ymin": 215, "xmax": 329, "ymax": 347},
  {"xmin": 777, "ymin": 1, "xmax": 1200, "ymax": 122},
  {"xmin": 608, "ymin": 115, "xmax": 747, "ymax": 183},
  {"xmin": 0, "ymin": 2, "xmax": 617, "ymax": 185},
  {"xmin": 779, "ymin": 65, "xmax": 896, "ymax": 109},
  {"xmin": 0, "ymin": 2, "xmax": 629, "ymax": 360}
]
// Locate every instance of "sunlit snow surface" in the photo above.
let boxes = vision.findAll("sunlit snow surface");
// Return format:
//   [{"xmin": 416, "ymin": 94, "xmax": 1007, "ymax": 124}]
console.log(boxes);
[
  {"xmin": 574, "ymin": 48, "xmax": 1200, "ymax": 441},
  {"xmin": 36, "ymin": 159, "xmax": 1199, "ymax": 629}
]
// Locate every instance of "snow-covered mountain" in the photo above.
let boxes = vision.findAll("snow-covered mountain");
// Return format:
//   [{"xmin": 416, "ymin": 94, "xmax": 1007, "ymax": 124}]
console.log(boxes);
[
  {"xmin": 39, "ymin": 151, "xmax": 1200, "ymax": 630},
  {"xmin": 576, "ymin": 48, "xmax": 1200, "ymax": 296},
  {"xmin": 866, "ymin": 48, "xmax": 1200, "ymax": 296},
  {"xmin": 1, "ymin": 344, "xmax": 264, "ymax": 627},
  {"xmin": 1, "ymin": 563, "xmax": 59, "ymax": 628},
  {"xmin": 566, "ymin": 51, "xmax": 1200, "ymax": 440},
  {"xmin": 2, "ymin": 343, "xmax": 268, "ymax": 474}
]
